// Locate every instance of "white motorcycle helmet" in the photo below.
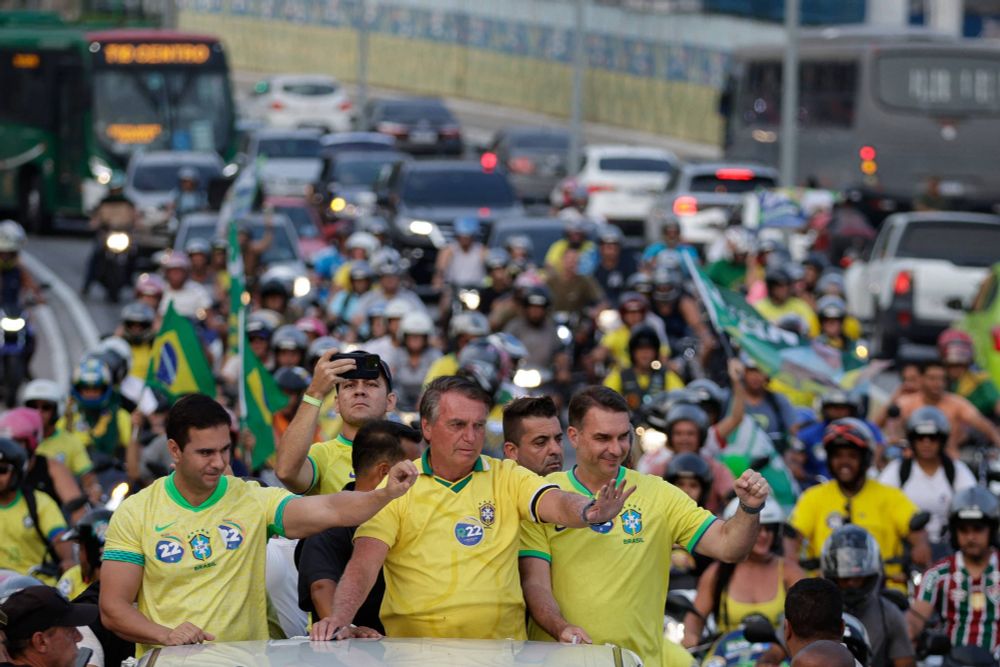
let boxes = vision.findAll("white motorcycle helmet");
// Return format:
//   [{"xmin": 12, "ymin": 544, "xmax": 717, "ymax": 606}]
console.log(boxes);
[
  {"xmin": 722, "ymin": 495, "xmax": 785, "ymax": 526},
  {"xmin": 22, "ymin": 379, "xmax": 67, "ymax": 418}
]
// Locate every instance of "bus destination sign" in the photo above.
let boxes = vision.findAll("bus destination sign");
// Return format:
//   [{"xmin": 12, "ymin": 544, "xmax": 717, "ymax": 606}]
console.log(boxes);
[{"xmin": 100, "ymin": 42, "xmax": 213, "ymax": 66}]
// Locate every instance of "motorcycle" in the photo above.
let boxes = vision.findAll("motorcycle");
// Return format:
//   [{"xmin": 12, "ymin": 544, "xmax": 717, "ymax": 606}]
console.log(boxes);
[
  {"xmin": 0, "ymin": 306, "xmax": 33, "ymax": 407},
  {"xmin": 95, "ymin": 227, "xmax": 135, "ymax": 304},
  {"xmin": 919, "ymin": 632, "xmax": 999, "ymax": 667}
]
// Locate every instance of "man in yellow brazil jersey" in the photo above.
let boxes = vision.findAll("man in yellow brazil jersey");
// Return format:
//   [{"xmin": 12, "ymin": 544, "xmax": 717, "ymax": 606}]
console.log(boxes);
[
  {"xmin": 98, "ymin": 393, "xmax": 417, "ymax": 655},
  {"xmin": 518, "ymin": 386, "xmax": 770, "ymax": 666},
  {"xmin": 310, "ymin": 375, "xmax": 635, "ymax": 641},
  {"xmin": 276, "ymin": 350, "xmax": 396, "ymax": 495}
]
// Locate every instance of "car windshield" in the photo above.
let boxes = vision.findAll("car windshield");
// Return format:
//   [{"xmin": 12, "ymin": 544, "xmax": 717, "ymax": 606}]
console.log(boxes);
[
  {"xmin": 181, "ymin": 221, "xmax": 299, "ymax": 264},
  {"xmin": 598, "ymin": 157, "xmax": 673, "ymax": 173},
  {"xmin": 257, "ymin": 137, "xmax": 321, "ymax": 159},
  {"xmin": 491, "ymin": 225, "xmax": 565, "ymax": 266},
  {"xmin": 401, "ymin": 170, "xmax": 516, "ymax": 207},
  {"xmin": 333, "ymin": 156, "xmax": 398, "ymax": 187},
  {"xmin": 896, "ymin": 222, "xmax": 1000, "ymax": 268},
  {"xmin": 273, "ymin": 206, "xmax": 319, "ymax": 239},
  {"xmin": 688, "ymin": 173, "xmax": 776, "ymax": 193},
  {"xmin": 281, "ymin": 81, "xmax": 337, "ymax": 96},
  {"xmin": 508, "ymin": 133, "xmax": 570, "ymax": 149},
  {"xmin": 381, "ymin": 102, "xmax": 454, "ymax": 123},
  {"xmin": 131, "ymin": 163, "xmax": 218, "ymax": 192}
]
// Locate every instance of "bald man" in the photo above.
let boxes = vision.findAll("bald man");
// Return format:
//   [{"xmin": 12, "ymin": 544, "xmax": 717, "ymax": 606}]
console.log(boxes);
[{"xmin": 792, "ymin": 640, "xmax": 855, "ymax": 667}]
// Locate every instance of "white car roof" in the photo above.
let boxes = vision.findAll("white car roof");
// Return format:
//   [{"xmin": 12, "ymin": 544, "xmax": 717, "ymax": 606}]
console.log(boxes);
[
  {"xmin": 585, "ymin": 144, "xmax": 678, "ymax": 161},
  {"xmin": 269, "ymin": 73, "xmax": 341, "ymax": 85}
]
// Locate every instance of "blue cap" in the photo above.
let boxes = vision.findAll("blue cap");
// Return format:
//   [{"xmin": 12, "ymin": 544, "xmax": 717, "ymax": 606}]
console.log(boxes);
[{"xmin": 454, "ymin": 217, "xmax": 480, "ymax": 237}]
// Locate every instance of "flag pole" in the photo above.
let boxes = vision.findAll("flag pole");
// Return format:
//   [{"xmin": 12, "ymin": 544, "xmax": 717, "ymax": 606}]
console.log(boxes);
[{"xmin": 682, "ymin": 252, "xmax": 737, "ymax": 360}]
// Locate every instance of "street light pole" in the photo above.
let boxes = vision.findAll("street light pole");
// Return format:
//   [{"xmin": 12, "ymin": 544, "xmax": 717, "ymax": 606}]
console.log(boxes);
[
  {"xmin": 567, "ymin": 0, "xmax": 585, "ymax": 175},
  {"xmin": 779, "ymin": 0, "xmax": 799, "ymax": 187},
  {"xmin": 357, "ymin": 0, "xmax": 370, "ymax": 124}
]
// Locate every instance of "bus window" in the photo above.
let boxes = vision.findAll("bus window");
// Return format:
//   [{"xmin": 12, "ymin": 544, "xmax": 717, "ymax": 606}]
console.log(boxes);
[
  {"xmin": 741, "ymin": 60, "xmax": 857, "ymax": 128},
  {"xmin": 877, "ymin": 54, "xmax": 1000, "ymax": 114},
  {"xmin": 0, "ymin": 49, "xmax": 55, "ymax": 127}
]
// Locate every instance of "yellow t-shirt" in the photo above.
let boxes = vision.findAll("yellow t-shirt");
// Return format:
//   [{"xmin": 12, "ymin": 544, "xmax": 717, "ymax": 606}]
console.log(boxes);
[
  {"xmin": 0, "ymin": 489, "xmax": 66, "ymax": 581},
  {"xmin": 57, "ymin": 564, "xmax": 87, "ymax": 599},
  {"xmin": 103, "ymin": 473, "xmax": 295, "ymax": 654},
  {"xmin": 602, "ymin": 326, "xmax": 672, "ymax": 370},
  {"xmin": 544, "ymin": 239, "xmax": 596, "ymax": 270},
  {"xmin": 423, "ymin": 353, "xmax": 459, "ymax": 386},
  {"xmin": 603, "ymin": 367, "xmax": 684, "ymax": 396},
  {"xmin": 754, "ymin": 297, "xmax": 821, "ymax": 338},
  {"xmin": 356, "ymin": 453, "xmax": 559, "ymax": 639},
  {"xmin": 519, "ymin": 467, "xmax": 715, "ymax": 666},
  {"xmin": 129, "ymin": 343, "xmax": 153, "ymax": 381},
  {"xmin": 37, "ymin": 430, "xmax": 93, "ymax": 477},
  {"xmin": 305, "ymin": 433, "xmax": 354, "ymax": 496},
  {"xmin": 788, "ymin": 479, "xmax": 918, "ymax": 588}
]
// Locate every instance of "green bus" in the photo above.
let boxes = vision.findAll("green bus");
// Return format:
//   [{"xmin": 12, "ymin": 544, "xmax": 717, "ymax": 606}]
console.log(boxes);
[{"xmin": 0, "ymin": 14, "xmax": 236, "ymax": 232}]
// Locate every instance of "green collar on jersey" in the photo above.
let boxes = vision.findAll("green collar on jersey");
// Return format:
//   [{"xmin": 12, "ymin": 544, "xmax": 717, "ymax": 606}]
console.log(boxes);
[
  {"xmin": 336, "ymin": 433, "xmax": 352, "ymax": 447},
  {"xmin": 0, "ymin": 489, "xmax": 21, "ymax": 509},
  {"xmin": 420, "ymin": 449, "xmax": 486, "ymax": 493},
  {"xmin": 165, "ymin": 472, "xmax": 229, "ymax": 512},
  {"xmin": 568, "ymin": 465, "xmax": 626, "ymax": 498}
]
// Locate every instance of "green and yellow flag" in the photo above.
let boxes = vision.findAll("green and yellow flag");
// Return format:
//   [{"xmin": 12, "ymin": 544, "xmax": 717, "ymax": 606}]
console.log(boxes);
[
  {"xmin": 243, "ymin": 338, "xmax": 288, "ymax": 470},
  {"xmin": 145, "ymin": 303, "xmax": 216, "ymax": 399}
]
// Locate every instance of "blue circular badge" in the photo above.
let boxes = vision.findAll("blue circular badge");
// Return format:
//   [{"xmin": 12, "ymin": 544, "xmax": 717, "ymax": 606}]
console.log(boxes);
[
  {"xmin": 155, "ymin": 538, "xmax": 185, "ymax": 563},
  {"xmin": 589, "ymin": 520, "xmax": 614, "ymax": 534},
  {"xmin": 455, "ymin": 520, "xmax": 485, "ymax": 546}
]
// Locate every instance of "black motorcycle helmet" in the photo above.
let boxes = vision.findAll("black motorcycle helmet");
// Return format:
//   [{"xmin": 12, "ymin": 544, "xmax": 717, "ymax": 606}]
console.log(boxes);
[
  {"xmin": 819, "ymin": 389, "xmax": 861, "ymax": 421},
  {"xmin": 905, "ymin": 406, "xmax": 950, "ymax": 447},
  {"xmin": 664, "ymin": 452, "xmax": 713, "ymax": 507},
  {"xmin": 948, "ymin": 486, "xmax": 999, "ymax": 551},
  {"xmin": 664, "ymin": 403, "xmax": 709, "ymax": 448},
  {"xmin": 120, "ymin": 301, "xmax": 157, "ymax": 345},
  {"xmin": 820, "ymin": 525, "xmax": 882, "ymax": 609},
  {"xmin": 274, "ymin": 366, "xmax": 311, "ymax": 394},
  {"xmin": 686, "ymin": 379, "xmax": 727, "ymax": 423},
  {"xmin": 61, "ymin": 508, "xmax": 113, "ymax": 571},
  {"xmin": 628, "ymin": 326, "xmax": 661, "ymax": 361},
  {"xmin": 0, "ymin": 437, "xmax": 27, "ymax": 487}
]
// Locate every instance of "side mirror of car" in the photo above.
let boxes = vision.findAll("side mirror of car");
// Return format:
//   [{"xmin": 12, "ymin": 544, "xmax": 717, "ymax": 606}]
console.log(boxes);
[{"xmin": 945, "ymin": 297, "xmax": 966, "ymax": 311}]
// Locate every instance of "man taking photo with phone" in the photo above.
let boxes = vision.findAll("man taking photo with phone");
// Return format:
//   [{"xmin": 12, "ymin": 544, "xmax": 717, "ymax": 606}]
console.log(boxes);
[{"xmin": 276, "ymin": 351, "xmax": 398, "ymax": 495}]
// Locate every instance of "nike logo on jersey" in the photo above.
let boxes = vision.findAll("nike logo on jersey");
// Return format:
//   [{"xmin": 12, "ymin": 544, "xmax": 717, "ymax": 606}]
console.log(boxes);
[
  {"xmin": 155, "ymin": 521, "xmax": 178, "ymax": 532},
  {"xmin": 554, "ymin": 525, "xmax": 568, "ymax": 532}
]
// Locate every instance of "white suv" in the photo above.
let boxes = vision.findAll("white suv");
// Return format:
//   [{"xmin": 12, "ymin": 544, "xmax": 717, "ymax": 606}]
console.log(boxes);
[{"xmin": 249, "ymin": 74, "xmax": 353, "ymax": 133}]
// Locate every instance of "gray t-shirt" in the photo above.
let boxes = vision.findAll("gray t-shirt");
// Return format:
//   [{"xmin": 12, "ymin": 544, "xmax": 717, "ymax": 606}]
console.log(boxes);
[{"xmin": 853, "ymin": 595, "xmax": 914, "ymax": 667}]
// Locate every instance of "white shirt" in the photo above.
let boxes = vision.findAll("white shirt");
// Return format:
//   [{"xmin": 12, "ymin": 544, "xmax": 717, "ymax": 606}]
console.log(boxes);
[
  {"xmin": 159, "ymin": 280, "xmax": 212, "ymax": 318},
  {"xmin": 878, "ymin": 458, "xmax": 976, "ymax": 542},
  {"xmin": 266, "ymin": 537, "xmax": 308, "ymax": 638}
]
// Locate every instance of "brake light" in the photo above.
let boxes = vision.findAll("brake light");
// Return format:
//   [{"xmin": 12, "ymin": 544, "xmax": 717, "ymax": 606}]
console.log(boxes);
[
  {"xmin": 993, "ymin": 327, "xmax": 1000, "ymax": 352},
  {"xmin": 376, "ymin": 122, "xmax": 408, "ymax": 137},
  {"xmin": 480, "ymin": 152, "xmax": 498, "ymax": 172},
  {"xmin": 439, "ymin": 125, "xmax": 461, "ymax": 138},
  {"xmin": 587, "ymin": 183, "xmax": 615, "ymax": 194},
  {"xmin": 478, "ymin": 207, "xmax": 491, "ymax": 217},
  {"xmin": 859, "ymin": 145, "xmax": 876, "ymax": 161},
  {"xmin": 715, "ymin": 168, "xmax": 754, "ymax": 181},
  {"xmin": 673, "ymin": 196, "xmax": 698, "ymax": 216},
  {"xmin": 894, "ymin": 270, "xmax": 912, "ymax": 296},
  {"xmin": 338, "ymin": 100, "xmax": 353, "ymax": 111},
  {"xmin": 508, "ymin": 157, "xmax": 535, "ymax": 175},
  {"xmin": 270, "ymin": 100, "xmax": 285, "ymax": 110}
]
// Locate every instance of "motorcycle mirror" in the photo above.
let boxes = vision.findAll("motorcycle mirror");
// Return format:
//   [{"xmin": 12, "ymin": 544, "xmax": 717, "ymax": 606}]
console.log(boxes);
[
  {"xmin": 665, "ymin": 592, "xmax": 700, "ymax": 621},
  {"xmin": 742, "ymin": 616, "xmax": 780, "ymax": 645},
  {"xmin": 909, "ymin": 511, "xmax": 931, "ymax": 533}
]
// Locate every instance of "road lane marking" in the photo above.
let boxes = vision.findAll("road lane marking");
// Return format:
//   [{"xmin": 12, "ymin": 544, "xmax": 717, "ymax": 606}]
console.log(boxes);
[{"xmin": 30, "ymin": 303, "xmax": 70, "ymax": 390}]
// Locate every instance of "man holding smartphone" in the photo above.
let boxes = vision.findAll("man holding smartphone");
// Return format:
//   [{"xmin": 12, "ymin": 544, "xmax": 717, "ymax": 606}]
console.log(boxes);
[{"xmin": 276, "ymin": 350, "xmax": 398, "ymax": 495}]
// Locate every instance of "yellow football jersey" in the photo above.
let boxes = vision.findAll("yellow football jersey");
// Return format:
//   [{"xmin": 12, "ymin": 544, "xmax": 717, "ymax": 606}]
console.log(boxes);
[
  {"xmin": 0, "ymin": 489, "xmax": 66, "ymax": 582},
  {"xmin": 37, "ymin": 430, "xmax": 93, "ymax": 477},
  {"xmin": 57, "ymin": 564, "xmax": 87, "ymax": 599},
  {"xmin": 520, "ymin": 467, "xmax": 715, "ymax": 666},
  {"xmin": 305, "ymin": 433, "xmax": 354, "ymax": 496},
  {"xmin": 103, "ymin": 473, "xmax": 295, "ymax": 654},
  {"xmin": 789, "ymin": 478, "xmax": 918, "ymax": 589},
  {"xmin": 356, "ymin": 453, "xmax": 558, "ymax": 639},
  {"xmin": 423, "ymin": 353, "xmax": 459, "ymax": 386}
]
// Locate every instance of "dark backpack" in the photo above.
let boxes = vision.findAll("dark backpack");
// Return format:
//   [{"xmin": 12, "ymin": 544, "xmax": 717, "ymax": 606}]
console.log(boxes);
[{"xmin": 899, "ymin": 456, "xmax": 955, "ymax": 488}]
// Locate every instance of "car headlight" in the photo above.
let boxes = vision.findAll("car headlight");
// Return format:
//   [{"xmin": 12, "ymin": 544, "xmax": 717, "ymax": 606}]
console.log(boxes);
[
  {"xmin": 106, "ymin": 232, "xmax": 130, "ymax": 253},
  {"xmin": 0, "ymin": 316, "xmax": 25, "ymax": 333},
  {"xmin": 513, "ymin": 368, "xmax": 543, "ymax": 389},
  {"xmin": 458, "ymin": 289, "xmax": 480, "ymax": 311},
  {"xmin": 293, "ymin": 276, "xmax": 312, "ymax": 298},
  {"xmin": 89, "ymin": 156, "xmax": 113, "ymax": 185},
  {"xmin": 557, "ymin": 324, "xmax": 572, "ymax": 344},
  {"xmin": 408, "ymin": 219, "xmax": 435, "ymax": 236}
]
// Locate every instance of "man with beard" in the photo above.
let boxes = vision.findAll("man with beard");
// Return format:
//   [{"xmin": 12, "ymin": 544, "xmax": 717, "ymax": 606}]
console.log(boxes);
[
  {"xmin": 788, "ymin": 418, "xmax": 931, "ymax": 591},
  {"xmin": 502, "ymin": 397, "xmax": 565, "ymax": 476},
  {"xmin": 276, "ymin": 351, "xmax": 397, "ymax": 494}
]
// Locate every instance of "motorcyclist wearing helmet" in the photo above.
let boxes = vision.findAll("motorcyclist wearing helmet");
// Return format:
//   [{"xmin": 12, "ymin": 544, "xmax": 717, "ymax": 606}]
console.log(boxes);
[
  {"xmin": 503, "ymin": 286, "xmax": 563, "ymax": 369},
  {"xmin": 83, "ymin": 178, "xmax": 137, "ymax": 298},
  {"xmin": 797, "ymin": 389, "xmax": 885, "ymax": 479},
  {"xmin": 273, "ymin": 366, "xmax": 313, "ymax": 440},
  {"xmin": 755, "ymin": 265, "xmax": 820, "ymax": 337},
  {"xmin": 327, "ymin": 260, "xmax": 374, "ymax": 335},
  {"xmin": 478, "ymin": 247, "xmax": 515, "ymax": 318},
  {"xmin": 789, "ymin": 418, "xmax": 931, "ymax": 593},
  {"xmin": 62, "ymin": 357, "xmax": 132, "ymax": 457},
  {"xmin": 543, "ymin": 215, "xmax": 597, "ymax": 273},
  {"xmin": 389, "ymin": 311, "xmax": 442, "ymax": 413},
  {"xmin": 22, "ymin": 380, "xmax": 98, "ymax": 499},
  {"xmin": 665, "ymin": 453, "xmax": 717, "ymax": 588},
  {"xmin": 184, "ymin": 238, "xmax": 214, "ymax": 287},
  {"xmin": 937, "ymin": 328, "xmax": 1000, "ymax": 420},
  {"xmin": 168, "ymin": 166, "xmax": 208, "ymax": 218},
  {"xmin": 603, "ymin": 326, "xmax": 683, "ymax": 415},
  {"xmin": 908, "ymin": 486, "xmax": 1000, "ymax": 654},
  {"xmin": 683, "ymin": 497, "xmax": 804, "ymax": 646},
  {"xmin": 0, "ymin": 407, "xmax": 85, "ymax": 518},
  {"xmin": 544, "ymin": 246, "xmax": 603, "ymax": 315},
  {"xmin": 115, "ymin": 301, "xmax": 157, "ymax": 381},
  {"xmin": 59, "ymin": 508, "xmax": 135, "ymax": 666},
  {"xmin": 742, "ymin": 354, "xmax": 801, "ymax": 450},
  {"xmin": 271, "ymin": 324, "xmax": 309, "ymax": 371},
  {"xmin": 879, "ymin": 406, "xmax": 976, "ymax": 554},
  {"xmin": 362, "ymin": 298, "xmax": 410, "ymax": 362},
  {"xmin": 820, "ymin": 525, "xmax": 916, "ymax": 667},
  {"xmin": 504, "ymin": 234, "xmax": 535, "ymax": 270},
  {"xmin": 642, "ymin": 215, "xmax": 698, "ymax": 271},
  {"xmin": 816, "ymin": 294, "xmax": 864, "ymax": 351},
  {"xmin": 423, "ymin": 311, "xmax": 491, "ymax": 385},
  {"xmin": 648, "ymin": 267, "xmax": 713, "ymax": 359},
  {"xmin": 655, "ymin": 402, "xmax": 735, "ymax": 513},
  {"xmin": 705, "ymin": 227, "xmax": 752, "ymax": 291},
  {"xmin": 330, "ymin": 230, "xmax": 380, "ymax": 292},
  {"xmin": 433, "ymin": 216, "xmax": 486, "ymax": 289},
  {"xmin": 258, "ymin": 274, "xmax": 292, "ymax": 319},
  {"xmin": 597, "ymin": 291, "xmax": 670, "ymax": 370},
  {"xmin": 133, "ymin": 272, "xmax": 166, "ymax": 313},
  {"xmin": 158, "ymin": 251, "xmax": 212, "ymax": 318},
  {"xmin": 592, "ymin": 225, "xmax": 636, "ymax": 305},
  {"xmin": 351, "ymin": 259, "xmax": 423, "ymax": 331},
  {"xmin": 236, "ymin": 211, "xmax": 275, "ymax": 285}
]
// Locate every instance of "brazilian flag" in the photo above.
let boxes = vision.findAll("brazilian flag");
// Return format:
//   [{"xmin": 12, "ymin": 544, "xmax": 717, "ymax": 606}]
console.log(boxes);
[
  {"xmin": 243, "ymin": 339, "xmax": 288, "ymax": 470},
  {"xmin": 146, "ymin": 303, "xmax": 216, "ymax": 399}
]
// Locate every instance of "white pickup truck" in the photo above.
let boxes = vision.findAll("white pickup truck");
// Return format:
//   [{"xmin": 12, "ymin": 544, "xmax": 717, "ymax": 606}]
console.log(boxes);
[{"xmin": 844, "ymin": 212, "xmax": 1000, "ymax": 358}]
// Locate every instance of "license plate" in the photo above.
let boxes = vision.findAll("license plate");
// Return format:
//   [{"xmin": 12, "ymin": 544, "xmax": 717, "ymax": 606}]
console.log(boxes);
[{"xmin": 410, "ymin": 130, "xmax": 437, "ymax": 144}]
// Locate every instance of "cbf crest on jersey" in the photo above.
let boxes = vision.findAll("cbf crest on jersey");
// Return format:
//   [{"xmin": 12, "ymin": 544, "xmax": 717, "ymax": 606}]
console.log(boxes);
[
  {"xmin": 188, "ymin": 530, "xmax": 213, "ymax": 561},
  {"xmin": 622, "ymin": 509, "xmax": 643, "ymax": 536},
  {"xmin": 479, "ymin": 501, "xmax": 496, "ymax": 527}
]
